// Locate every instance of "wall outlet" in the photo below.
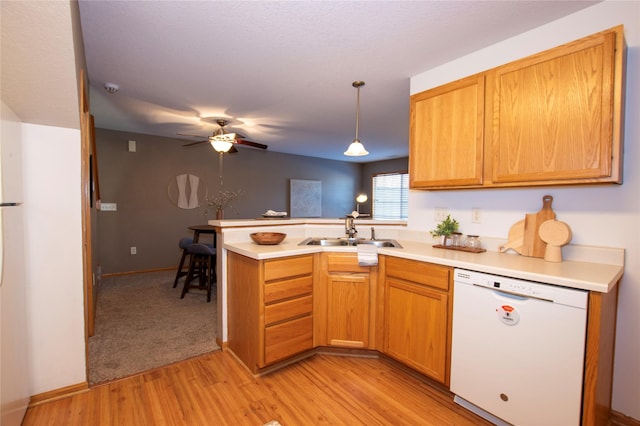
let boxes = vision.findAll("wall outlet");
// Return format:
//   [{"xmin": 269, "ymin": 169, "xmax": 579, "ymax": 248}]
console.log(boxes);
[
  {"xmin": 435, "ymin": 207, "xmax": 449, "ymax": 221},
  {"xmin": 100, "ymin": 202, "xmax": 117, "ymax": 211},
  {"xmin": 471, "ymin": 208, "xmax": 482, "ymax": 223},
  {"xmin": 130, "ymin": 246, "xmax": 137, "ymax": 255}
]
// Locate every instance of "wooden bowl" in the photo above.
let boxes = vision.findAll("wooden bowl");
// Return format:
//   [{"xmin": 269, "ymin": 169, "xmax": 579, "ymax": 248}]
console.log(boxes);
[{"xmin": 250, "ymin": 232, "xmax": 287, "ymax": 245}]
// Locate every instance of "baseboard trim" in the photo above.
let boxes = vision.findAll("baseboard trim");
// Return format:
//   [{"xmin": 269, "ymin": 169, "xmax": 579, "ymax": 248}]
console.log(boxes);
[
  {"xmin": 102, "ymin": 267, "xmax": 175, "ymax": 278},
  {"xmin": 29, "ymin": 382, "xmax": 89, "ymax": 407},
  {"xmin": 610, "ymin": 410, "xmax": 640, "ymax": 426},
  {"xmin": 216, "ymin": 337, "xmax": 228, "ymax": 350}
]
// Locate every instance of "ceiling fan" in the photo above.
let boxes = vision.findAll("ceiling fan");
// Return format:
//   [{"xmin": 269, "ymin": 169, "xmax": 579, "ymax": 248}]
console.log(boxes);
[{"xmin": 178, "ymin": 119, "xmax": 268, "ymax": 153}]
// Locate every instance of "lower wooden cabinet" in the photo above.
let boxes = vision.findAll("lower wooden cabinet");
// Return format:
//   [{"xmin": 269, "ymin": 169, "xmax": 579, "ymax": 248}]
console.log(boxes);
[
  {"xmin": 227, "ymin": 252, "xmax": 314, "ymax": 373},
  {"xmin": 383, "ymin": 256, "xmax": 453, "ymax": 385},
  {"xmin": 315, "ymin": 252, "xmax": 378, "ymax": 349}
]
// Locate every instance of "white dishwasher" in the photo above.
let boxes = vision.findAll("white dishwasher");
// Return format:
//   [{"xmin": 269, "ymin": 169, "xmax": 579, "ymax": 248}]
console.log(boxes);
[{"xmin": 450, "ymin": 268, "xmax": 588, "ymax": 426}]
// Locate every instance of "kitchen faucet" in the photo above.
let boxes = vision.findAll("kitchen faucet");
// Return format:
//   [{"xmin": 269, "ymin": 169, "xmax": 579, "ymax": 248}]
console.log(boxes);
[{"xmin": 345, "ymin": 215, "xmax": 358, "ymax": 238}]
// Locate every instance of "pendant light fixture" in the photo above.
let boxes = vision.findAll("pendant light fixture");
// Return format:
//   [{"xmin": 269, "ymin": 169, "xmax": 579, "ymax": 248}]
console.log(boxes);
[{"xmin": 344, "ymin": 81, "xmax": 369, "ymax": 156}]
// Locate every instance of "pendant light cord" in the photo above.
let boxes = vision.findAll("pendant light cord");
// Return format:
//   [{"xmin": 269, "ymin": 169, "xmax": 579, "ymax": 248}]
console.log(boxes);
[
  {"xmin": 355, "ymin": 85, "xmax": 360, "ymax": 141},
  {"xmin": 353, "ymin": 81, "xmax": 364, "ymax": 142}
]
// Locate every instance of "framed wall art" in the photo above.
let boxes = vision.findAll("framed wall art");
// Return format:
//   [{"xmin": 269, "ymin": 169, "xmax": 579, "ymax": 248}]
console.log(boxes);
[{"xmin": 290, "ymin": 179, "xmax": 321, "ymax": 217}]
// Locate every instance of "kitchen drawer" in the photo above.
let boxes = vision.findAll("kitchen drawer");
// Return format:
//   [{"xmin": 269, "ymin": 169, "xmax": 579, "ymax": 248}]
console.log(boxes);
[
  {"xmin": 264, "ymin": 294, "xmax": 313, "ymax": 326},
  {"xmin": 264, "ymin": 255, "xmax": 313, "ymax": 281},
  {"xmin": 326, "ymin": 252, "xmax": 371, "ymax": 273},
  {"xmin": 264, "ymin": 315, "xmax": 313, "ymax": 364},
  {"xmin": 264, "ymin": 275, "xmax": 313, "ymax": 304},
  {"xmin": 385, "ymin": 257, "xmax": 450, "ymax": 291}
]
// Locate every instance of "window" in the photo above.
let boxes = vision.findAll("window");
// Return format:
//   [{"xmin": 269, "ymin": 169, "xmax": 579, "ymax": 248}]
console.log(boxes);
[{"xmin": 372, "ymin": 172, "xmax": 408, "ymax": 220}]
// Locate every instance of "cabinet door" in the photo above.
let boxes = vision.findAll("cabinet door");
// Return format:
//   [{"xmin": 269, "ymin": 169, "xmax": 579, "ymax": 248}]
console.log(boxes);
[
  {"xmin": 326, "ymin": 273, "xmax": 370, "ymax": 348},
  {"xmin": 490, "ymin": 29, "xmax": 619, "ymax": 184},
  {"xmin": 410, "ymin": 73, "xmax": 485, "ymax": 188},
  {"xmin": 384, "ymin": 278, "xmax": 449, "ymax": 384}
]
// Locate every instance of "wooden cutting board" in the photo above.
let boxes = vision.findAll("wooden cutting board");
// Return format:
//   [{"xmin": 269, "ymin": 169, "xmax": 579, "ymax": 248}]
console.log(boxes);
[
  {"xmin": 499, "ymin": 219, "xmax": 524, "ymax": 254},
  {"xmin": 522, "ymin": 195, "xmax": 556, "ymax": 258},
  {"xmin": 539, "ymin": 219, "xmax": 572, "ymax": 262}
]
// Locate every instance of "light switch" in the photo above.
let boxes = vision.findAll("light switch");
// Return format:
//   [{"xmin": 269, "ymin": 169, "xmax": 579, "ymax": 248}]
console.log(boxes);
[{"xmin": 128, "ymin": 140, "xmax": 136, "ymax": 152}]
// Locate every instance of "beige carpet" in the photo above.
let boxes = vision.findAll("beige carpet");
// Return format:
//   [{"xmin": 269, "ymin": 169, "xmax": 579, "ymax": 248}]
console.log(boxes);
[{"xmin": 88, "ymin": 270, "xmax": 219, "ymax": 385}]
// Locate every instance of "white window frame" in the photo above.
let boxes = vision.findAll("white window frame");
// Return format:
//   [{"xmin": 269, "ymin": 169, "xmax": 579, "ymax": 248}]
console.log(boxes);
[{"xmin": 372, "ymin": 172, "xmax": 409, "ymax": 220}]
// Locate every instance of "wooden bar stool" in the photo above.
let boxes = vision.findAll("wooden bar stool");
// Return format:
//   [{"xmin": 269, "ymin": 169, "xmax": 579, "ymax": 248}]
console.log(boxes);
[
  {"xmin": 172, "ymin": 237, "xmax": 194, "ymax": 288},
  {"xmin": 180, "ymin": 243, "xmax": 216, "ymax": 302}
]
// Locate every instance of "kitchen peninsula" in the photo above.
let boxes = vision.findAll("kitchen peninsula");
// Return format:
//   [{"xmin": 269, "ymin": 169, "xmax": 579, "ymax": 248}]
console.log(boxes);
[{"xmin": 212, "ymin": 218, "xmax": 623, "ymax": 425}]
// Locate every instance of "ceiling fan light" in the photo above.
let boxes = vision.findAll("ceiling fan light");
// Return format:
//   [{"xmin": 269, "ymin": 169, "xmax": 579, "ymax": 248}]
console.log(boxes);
[
  {"xmin": 344, "ymin": 139, "xmax": 369, "ymax": 156},
  {"xmin": 210, "ymin": 133, "xmax": 236, "ymax": 152},
  {"xmin": 210, "ymin": 140, "xmax": 234, "ymax": 153}
]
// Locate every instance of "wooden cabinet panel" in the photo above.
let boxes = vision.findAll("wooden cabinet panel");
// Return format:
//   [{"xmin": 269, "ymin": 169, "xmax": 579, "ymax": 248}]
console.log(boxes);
[
  {"xmin": 385, "ymin": 279, "xmax": 449, "ymax": 383},
  {"xmin": 327, "ymin": 273, "xmax": 370, "ymax": 348},
  {"xmin": 383, "ymin": 258, "xmax": 453, "ymax": 385},
  {"xmin": 227, "ymin": 252, "xmax": 261, "ymax": 372},
  {"xmin": 490, "ymin": 29, "xmax": 619, "ymax": 184},
  {"xmin": 264, "ymin": 276, "xmax": 313, "ymax": 304},
  {"xmin": 326, "ymin": 252, "xmax": 372, "ymax": 273},
  {"xmin": 227, "ymin": 252, "xmax": 314, "ymax": 373},
  {"xmin": 410, "ymin": 74, "xmax": 485, "ymax": 188},
  {"xmin": 316, "ymin": 253, "xmax": 377, "ymax": 349},
  {"xmin": 385, "ymin": 257, "xmax": 450, "ymax": 291},
  {"xmin": 264, "ymin": 315, "xmax": 313, "ymax": 365},
  {"xmin": 264, "ymin": 294, "xmax": 312, "ymax": 326},
  {"xmin": 264, "ymin": 255, "xmax": 314, "ymax": 281}
]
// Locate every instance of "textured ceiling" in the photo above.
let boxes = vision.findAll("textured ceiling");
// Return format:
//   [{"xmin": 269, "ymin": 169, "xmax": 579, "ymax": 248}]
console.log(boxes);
[
  {"xmin": 73, "ymin": 1, "xmax": 599, "ymax": 162},
  {"xmin": 1, "ymin": 1, "xmax": 80, "ymax": 130}
]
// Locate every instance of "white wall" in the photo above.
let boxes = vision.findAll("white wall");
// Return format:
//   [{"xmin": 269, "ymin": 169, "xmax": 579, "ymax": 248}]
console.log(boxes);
[
  {"xmin": 409, "ymin": 1, "xmax": 639, "ymax": 419},
  {"xmin": 1, "ymin": 102, "xmax": 30, "ymax": 425},
  {"xmin": 22, "ymin": 123, "xmax": 86, "ymax": 395}
]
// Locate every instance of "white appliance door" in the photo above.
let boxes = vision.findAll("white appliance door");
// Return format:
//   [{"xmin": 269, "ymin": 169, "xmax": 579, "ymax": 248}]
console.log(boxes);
[
  {"xmin": 1, "ymin": 117, "xmax": 30, "ymax": 425},
  {"xmin": 451, "ymin": 281, "xmax": 587, "ymax": 426}
]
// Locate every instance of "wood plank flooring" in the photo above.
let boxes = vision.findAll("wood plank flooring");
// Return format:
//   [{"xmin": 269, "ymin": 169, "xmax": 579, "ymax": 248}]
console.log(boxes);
[{"xmin": 23, "ymin": 350, "xmax": 490, "ymax": 425}]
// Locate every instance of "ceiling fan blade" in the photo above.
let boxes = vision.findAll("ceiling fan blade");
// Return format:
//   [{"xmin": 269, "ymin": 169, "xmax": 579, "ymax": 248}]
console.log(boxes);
[
  {"xmin": 236, "ymin": 139, "xmax": 268, "ymax": 150},
  {"xmin": 177, "ymin": 132, "xmax": 208, "ymax": 139},
  {"xmin": 182, "ymin": 140, "xmax": 208, "ymax": 147}
]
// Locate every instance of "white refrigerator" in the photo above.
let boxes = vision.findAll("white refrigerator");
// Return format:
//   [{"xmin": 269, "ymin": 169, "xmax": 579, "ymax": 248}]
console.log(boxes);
[{"xmin": 0, "ymin": 116, "xmax": 30, "ymax": 425}]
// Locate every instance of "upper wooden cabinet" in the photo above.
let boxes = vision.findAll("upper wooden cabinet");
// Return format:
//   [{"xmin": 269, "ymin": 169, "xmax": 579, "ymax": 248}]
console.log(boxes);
[
  {"xmin": 410, "ymin": 74, "xmax": 485, "ymax": 188},
  {"xmin": 410, "ymin": 25, "xmax": 626, "ymax": 190}
]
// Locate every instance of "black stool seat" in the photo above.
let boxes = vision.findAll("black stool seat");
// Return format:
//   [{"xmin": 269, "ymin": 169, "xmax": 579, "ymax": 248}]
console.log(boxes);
[{"xmin": 181, "ymin": 243, "xmax": 216, "ymax": 302}]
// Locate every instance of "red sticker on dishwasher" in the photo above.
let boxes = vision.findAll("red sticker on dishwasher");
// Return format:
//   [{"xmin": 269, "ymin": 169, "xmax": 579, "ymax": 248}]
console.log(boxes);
[{"xmin": 497, "ymin": 305, "xmax": 520, "ymax": 326}]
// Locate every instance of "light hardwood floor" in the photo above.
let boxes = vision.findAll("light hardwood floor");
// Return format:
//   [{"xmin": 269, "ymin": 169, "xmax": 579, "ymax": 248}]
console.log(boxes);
[{"xmin": 23, "ymin": 350, "xmax": 490, "ymax": 425}]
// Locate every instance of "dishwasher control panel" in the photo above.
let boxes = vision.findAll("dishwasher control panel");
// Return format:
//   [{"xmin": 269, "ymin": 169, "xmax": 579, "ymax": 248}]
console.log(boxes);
[{"xmin": 454, "ymin": 269, "xmax": 588, "ymax": 309}]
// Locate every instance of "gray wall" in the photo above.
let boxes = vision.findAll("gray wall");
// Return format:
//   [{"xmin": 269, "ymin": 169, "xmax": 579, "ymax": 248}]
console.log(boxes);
[{"xmin": 96, "ymin": 128, "xmax": 404, "ymax": 274}]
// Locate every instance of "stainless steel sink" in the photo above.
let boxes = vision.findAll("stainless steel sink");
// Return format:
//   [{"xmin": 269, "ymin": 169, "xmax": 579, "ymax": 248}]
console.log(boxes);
[
  {"xmin": 299, "ymin": 238, "xmax": 349, "ymax": 246},
  {"xmin": 298, "ymin": 237, "xmax": 402, "ymax": 248},
  {"xmin": 357, "ymin": 239, "xmax": 403, "ymax": 248}
]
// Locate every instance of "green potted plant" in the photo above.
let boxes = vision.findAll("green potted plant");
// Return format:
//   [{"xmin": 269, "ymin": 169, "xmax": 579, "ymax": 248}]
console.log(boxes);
[{"xmin": 430, "ymin": 214, "xmax": 459, "ymax": 245}]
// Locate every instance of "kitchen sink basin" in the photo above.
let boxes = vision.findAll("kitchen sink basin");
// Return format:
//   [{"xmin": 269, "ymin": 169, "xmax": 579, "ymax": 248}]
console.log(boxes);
[
  {"xmin": 358, "ymin": 239, "xmax": 403, "ymax": 248},
  {"xmin": 298, "ymin": 237, "xmax": 402, "ymax": 248}
]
